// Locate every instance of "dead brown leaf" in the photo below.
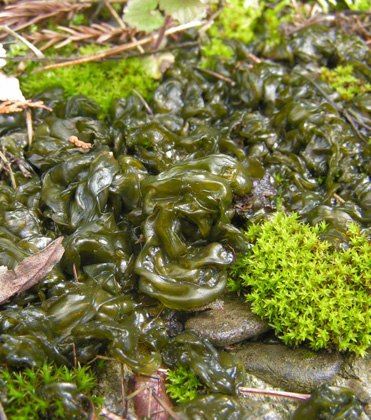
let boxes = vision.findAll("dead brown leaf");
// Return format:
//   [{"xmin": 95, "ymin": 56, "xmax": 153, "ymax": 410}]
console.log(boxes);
[
  {"xmin": 0, "ymin": 99, "xmax": 53, "ymax": 114},
  {"xmin": 0, "ymin": 236, "xmax": 65, "ymax": 305}
]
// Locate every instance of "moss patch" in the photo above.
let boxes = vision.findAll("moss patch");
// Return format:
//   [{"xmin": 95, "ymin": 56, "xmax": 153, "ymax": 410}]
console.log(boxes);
[{"xmin": 20, "ymin": 45, "xmax": 159, "ymax": 114}]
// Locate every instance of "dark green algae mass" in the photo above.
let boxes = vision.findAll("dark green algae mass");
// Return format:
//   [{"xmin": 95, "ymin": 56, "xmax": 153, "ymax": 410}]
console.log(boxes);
[{"xmin": 0, "ymin": 21, "xmax": 371, "ymax": 416}]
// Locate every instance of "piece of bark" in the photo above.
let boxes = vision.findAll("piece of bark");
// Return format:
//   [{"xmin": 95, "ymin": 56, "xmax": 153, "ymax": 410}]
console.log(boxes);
[{"xmin": 0, "ymin": 236, "xmax": 64, "ymax": 305}]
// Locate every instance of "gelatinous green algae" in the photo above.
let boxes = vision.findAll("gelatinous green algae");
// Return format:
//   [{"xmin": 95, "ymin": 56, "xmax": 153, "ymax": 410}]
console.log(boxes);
[
  {"xmin": 136, "ymin": 154, "xmax": 251, "ymax": 309},
  {"xmin": 293, "ymin": 384, "xmax": 364, "ymax": 420}
]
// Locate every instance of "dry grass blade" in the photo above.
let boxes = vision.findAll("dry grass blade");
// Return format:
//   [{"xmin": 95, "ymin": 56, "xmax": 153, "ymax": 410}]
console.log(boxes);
[
  {"xmin": 0, "ymin": 1, "xmax": 90, "ymax": 36},
  {"xmin": 25, "ymin": 24, "xmax": 136, "ymax": 50},
  {"xmin": 0, "ymin": 236, "xmax": 65, "ymax": 305}
]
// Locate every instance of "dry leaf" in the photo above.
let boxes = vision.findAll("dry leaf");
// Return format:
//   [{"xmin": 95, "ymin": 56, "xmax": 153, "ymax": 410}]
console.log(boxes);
[{"xmin": 0, "ymin": 237, "xmax": 65, "ymax": 305}]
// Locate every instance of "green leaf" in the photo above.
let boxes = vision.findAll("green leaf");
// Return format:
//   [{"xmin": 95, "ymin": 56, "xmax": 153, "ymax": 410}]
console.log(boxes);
[
  {"xmin": 124, "ymin": 0, "xmax": 165, "ymax": 32},
  {"xmin": 159, "ymin": 0, "xmax": 208, "ymax": 24}
]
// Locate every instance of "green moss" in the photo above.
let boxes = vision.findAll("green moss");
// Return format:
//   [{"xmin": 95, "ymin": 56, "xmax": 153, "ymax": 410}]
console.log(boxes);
[
  {"xmin": 0, "ymin": 362, "xmax": 102, "ymax": 419},
  {"xmin": 320, "ymin": 64, "xmax": 371, "ymax": 100},
  {"xmin": 229, "ymin": 212, "xmax": 371, "ymax": 356},
  {"xmin": 166, "ymin": 365, "xmax": 204, "ymax": 404},
  {"xmin": 262, "ymin": 0, "xmax": 296, "ymax": 45},
  {"xmin": 208, "ymin": 0, "xmax": 264, "ymax": 44},
  {"xmin": 20, "ymin": 45, "xmax": 159, "ymax": 114}
]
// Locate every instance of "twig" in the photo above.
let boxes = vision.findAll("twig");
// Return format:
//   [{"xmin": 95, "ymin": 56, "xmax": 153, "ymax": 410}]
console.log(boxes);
[
  {"xmin": 33, "ymin": 20, "xmax": 206, "ymax": 73},
  {"xmin": 147, "ymin": 388, "xmax": 152, "ymax": 418},
  {"xmin": 157, "ymin": 368, "xmax": 311, "ymax": 402},
  {"xmin": 191, "ymin": 65, "xmax": 236, "ymax": 85},
  {"xmin": 0, "ymin": 41, "xmax": 199, "ymax": 63},
  {"xmin": 86, "ymin": 355, "xmax": 116, "ymax": 365},
  {"xmin": 73, "ymin": 342, "xmax": 78, "ymax": 369},
  {"xmin": 239, "ymin": 386, "xmax": 311, "ymax": 400},
  {"xmin": 248, "ymin": 52, "xmax": 262, "ymax": 63},
  {"xmin": 120, "ymin": 364, "xmax": 127, "ymax": 415},
  {"xmin": 99, "ymin": 408, "xmax": 128, "ymax": 420},
  {"xmin": 103, "ymin": 0, "xmax": 144, "ymax": 54},
  {"xmin": 333, "ymin": 193, "xmax": 346, "ymax": 204},
  {"xmin": 132, "ymin": 89, "xmax": 153, "ymax": 115},
  {"xmin": 72, "ymin": 264, "xmax": 79, "ymax": 282},
  {"xmin": 152, "ymin": 392, "xmax": 184, "ymax": 420},
  {"xmin": 25, "ymin": 108, "xmax": 32, "ymax": 146},
  {"xmin": 343, "ymin": 109, "xmax": 369, "ymax": 144},
  {"xmin": 0, "ymin": 24, "xmax": 44, "ymax": 58},
  {"xmin": 294, "ymin": 70, "xmax": 369, "ymax": 144},
  {"xmin": 152, "ymin": 15, "xmax": 172, "ymax": 51},
  {"xmin": 199, "ymin": 4, "xmax": 224, "ymax": 34},
  {"xmin": 0, "ymin": 149, "xmax": 17, "ymax": 189},
  {"xmin": 125, "ymin": 386, "xmax": 149, "ymax": 400}
]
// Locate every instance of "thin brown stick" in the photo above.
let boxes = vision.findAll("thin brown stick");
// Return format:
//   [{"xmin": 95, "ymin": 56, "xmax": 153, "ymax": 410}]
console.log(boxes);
[
  {"xmin": 147, "ymin": 388, "xmax": 152, "ymax": 418},
  {"xmin": 120, "ymin": 364, "xmax": 127, "ymax": 415},
  {"xmin": 33, "ymin": 20, "xmax": 206, "ymax": 73},
  {"xmin": 199, "ymin": 4, "xmax": 224, "ymax": 34},
  {"xmin": 73, "ymin": 342, "xmax": 78, "ymax": 369},
  {"xmin": 239, "ymin": 386, "xmax": 311, "ymax": 400},
  {"xmin": 0, "ymin": 149, "xmax": 17, "ymax": 189},
  {"xmin": 152, "ymin": 392, "xmax": 184, "ymax": 420},
  {"xmin": 191, "ymin": 65, "xmax": 236, "ymax": 85},
  {"xmin": 132, "ymin": 89, "xmax": 153, "ymax": 115},
  {"xmin": 72, "ymin": 264, "xmax": 79, "ymax": 282},
  {"xmin": 25, "ymin": 108, "xmax": 32, "ymax": 146},
  {"xmin": 333, "ymin": 193, "xmax": 346, "ymax": 204},
  {"xmin": 0, "ymin": 24, "xmax": 44, "ymax": 58},
  {"xmin": 86, "ymin": 355, "xmax": 116, "ymax": 365},
  {"xmin": 99, "ymin": 408, "xmax": 128, "ymax": 420},
  {"xmin": 102, "ymin": 0, "xmax": 144, "ymax": 54},
  {"xmin": 125, "ymin": 386, "xmax": 149, "ymax": 400},
  {"xmin": 1, "ymin": 41, "xmax": 199, "ymax": 63}
]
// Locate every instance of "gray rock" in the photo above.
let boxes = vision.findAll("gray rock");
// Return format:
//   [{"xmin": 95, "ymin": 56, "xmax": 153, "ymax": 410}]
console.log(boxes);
[
  {"xmin": 234, "ymin": 342, "xmax": 342, "ymax": 393},
  {"xmin": 96, "ymin": 361, "xmax": 137, "ymax": 419},
  {"xmin": 185, "ymin": 296, "xmax": 271, "ymax": 346},
  {"xmin": 238, "ymin": 373, "xmax": 300, "ymax": 420}
]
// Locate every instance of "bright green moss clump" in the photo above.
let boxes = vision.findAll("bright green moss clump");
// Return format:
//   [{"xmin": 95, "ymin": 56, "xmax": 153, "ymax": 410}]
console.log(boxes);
[
  {"xmin": 166, "ymin": 365, "xmax": 204, "ymax": 404},
  {"xmin": 202, "ymin": 0, "xmax": 264, "ymax": 61},
  {"xmin": 320, "ymin": 64, "xmax": 371, "ymax": 100},
  {"xmin": 0, "ymin": 362, "xmax": 102, "ymax": 419},
  {"xmin": 229, "ymin": 212, "xmax": 371, "ymax": 356},
  {"xmin": 21, "ymin": 45, "xmax": 159, "ymax": 114}
]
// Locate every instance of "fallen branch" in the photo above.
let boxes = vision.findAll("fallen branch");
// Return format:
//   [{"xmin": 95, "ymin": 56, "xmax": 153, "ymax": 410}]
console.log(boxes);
[{"xmin": 33, "ymin": 20, "xmax": 206, "ymax": 73}]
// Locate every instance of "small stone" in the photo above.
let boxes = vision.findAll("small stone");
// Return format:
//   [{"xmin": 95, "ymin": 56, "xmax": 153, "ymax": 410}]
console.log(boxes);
[
  {"xmin": 185, "ymin": 295, "xmax": 271, "ymax": 346},
  {"xmin": 234, "ymin": 343, "xmax": 342, "ymax": 393}
]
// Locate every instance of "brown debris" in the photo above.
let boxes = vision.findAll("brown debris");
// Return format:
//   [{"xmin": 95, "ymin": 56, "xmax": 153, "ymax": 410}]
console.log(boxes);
[
  {"xmin": 0, "ymin": 99, "xmax": 53, "ymax": 114},
  {"xmin": 25, "ymin": 23, "xmax": 137, "ymax": 51},
  {"xmin": 0, "ymin": 1, "xmax": 89, "ymax": 37},
  {"xmin": 0, "ymin": 237, "xmax": 65, "ymax": 305},
  {"xmin": 69, "ymin": 135, "xmax": 92, "ymax": 149}
]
